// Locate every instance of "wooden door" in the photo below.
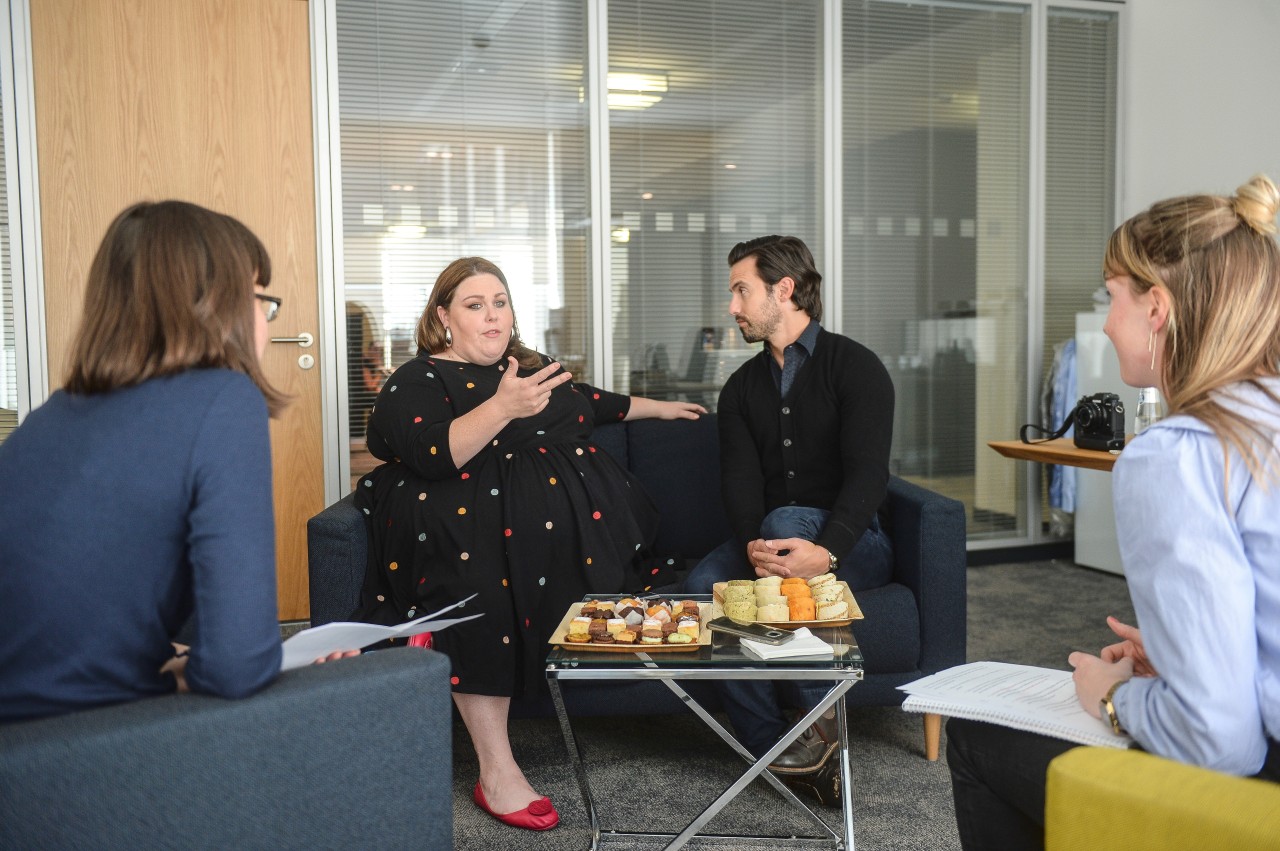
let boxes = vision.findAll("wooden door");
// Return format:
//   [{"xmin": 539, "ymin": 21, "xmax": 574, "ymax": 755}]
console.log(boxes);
[{"xmin": 31, "ymin": 0, "xmax": 321, "ymax": 620}]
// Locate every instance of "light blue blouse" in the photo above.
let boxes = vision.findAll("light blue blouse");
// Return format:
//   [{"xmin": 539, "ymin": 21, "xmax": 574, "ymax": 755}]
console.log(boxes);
[{"xmin": 1111, "ymin": 378, "xmax": 1280, "ymax": 775}]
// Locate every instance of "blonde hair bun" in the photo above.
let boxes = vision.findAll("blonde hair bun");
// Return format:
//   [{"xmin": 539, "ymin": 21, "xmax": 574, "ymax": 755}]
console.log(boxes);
[{"xmin": 1232, "ymin": 173, "xmax": 1280, "ymax": 236}]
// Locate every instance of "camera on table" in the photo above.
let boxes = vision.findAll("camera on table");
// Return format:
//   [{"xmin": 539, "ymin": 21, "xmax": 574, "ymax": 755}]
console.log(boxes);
[{"xmin": 1073, "ymin": 392, "xmax": 1126, "ymax": 451}]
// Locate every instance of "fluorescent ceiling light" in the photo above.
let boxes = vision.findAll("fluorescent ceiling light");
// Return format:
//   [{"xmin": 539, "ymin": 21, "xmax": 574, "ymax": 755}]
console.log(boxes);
[{"xmin": 587, "ymin": 70, "xmax": 668, "ymax": 111}]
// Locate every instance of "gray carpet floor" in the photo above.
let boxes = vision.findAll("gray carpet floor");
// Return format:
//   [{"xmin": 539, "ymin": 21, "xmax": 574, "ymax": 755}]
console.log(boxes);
[{"xmin": 450, "ymin": 559, "xmax": 1137, "ymax": 850}]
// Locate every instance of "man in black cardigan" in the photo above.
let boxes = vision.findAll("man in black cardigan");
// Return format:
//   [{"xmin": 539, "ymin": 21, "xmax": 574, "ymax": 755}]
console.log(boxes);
[{"xmin": 684, "ymin": 234, "xmax": 895, "ymax": 804}]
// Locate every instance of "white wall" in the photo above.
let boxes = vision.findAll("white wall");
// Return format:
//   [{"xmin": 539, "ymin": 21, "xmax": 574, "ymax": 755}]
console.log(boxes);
[{"xmin": 1123, "ymin": 0, "xmax": 1280, "ymax": 216}]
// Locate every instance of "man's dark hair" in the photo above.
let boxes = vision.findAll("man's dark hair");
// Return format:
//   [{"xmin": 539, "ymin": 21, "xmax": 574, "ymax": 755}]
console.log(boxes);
[{"xmin": 727, "ymin": 235, "xmax": 822, "ymax": 321}]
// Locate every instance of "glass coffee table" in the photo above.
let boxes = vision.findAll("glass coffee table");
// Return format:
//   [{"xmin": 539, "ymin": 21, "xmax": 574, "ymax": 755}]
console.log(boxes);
[{"xmin": 545, "ymin": 594, "xmax": 864, "ymax": 850}]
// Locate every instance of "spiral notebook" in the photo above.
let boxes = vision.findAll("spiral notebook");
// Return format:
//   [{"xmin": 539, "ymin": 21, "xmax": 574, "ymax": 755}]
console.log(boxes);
[{"xmin": 899, "ymin": 661, "xmax": 1133, "ymax": 749}]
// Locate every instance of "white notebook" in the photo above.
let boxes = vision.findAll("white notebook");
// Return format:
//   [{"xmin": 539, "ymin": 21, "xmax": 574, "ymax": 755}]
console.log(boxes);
[{"xmin": 899, "ymin": 661, "xmax": 1133, "ymax": 749}]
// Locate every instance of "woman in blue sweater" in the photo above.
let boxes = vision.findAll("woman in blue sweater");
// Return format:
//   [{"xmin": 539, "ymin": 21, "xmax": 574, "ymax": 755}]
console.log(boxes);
[{"xmin": 0, "ymin": 201, "xmax": 293, "ymax": 721}]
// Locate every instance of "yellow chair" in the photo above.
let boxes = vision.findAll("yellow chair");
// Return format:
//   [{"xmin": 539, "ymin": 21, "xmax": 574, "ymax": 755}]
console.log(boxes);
[{"xmin": 1045, "ymin": 747, "xmax": 1280, "ymax": 850}]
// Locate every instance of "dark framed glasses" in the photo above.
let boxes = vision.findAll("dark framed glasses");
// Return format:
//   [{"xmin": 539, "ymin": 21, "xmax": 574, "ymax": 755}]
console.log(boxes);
[{"xmin": 255, "ymin": 293, "xmax": 282, "ymax": 322}]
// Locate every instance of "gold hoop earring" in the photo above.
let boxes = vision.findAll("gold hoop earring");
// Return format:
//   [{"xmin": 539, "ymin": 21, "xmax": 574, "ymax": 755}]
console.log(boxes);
[
  {"xmin": 1148, "ymin": 330, "xmax": 1156, "ymax": 371},
  {"xmin": 444, "ymin": 327, "xmax": 453, "ymax": 347}
]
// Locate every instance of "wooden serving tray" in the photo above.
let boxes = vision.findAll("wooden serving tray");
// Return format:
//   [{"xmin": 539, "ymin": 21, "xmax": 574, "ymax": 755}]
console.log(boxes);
[
  {"xmin": 712, "ymin": 581, "xmax": 863, "ymax": 628},
  {"xmin": 548, "ymin": 601, "xmax": 712, "ymax": 652}
]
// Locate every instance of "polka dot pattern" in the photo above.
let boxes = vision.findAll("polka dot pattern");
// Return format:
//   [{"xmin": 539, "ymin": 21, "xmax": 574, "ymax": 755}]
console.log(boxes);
[{"xmin": 354, "ymin": 354, "xmax": 652, "ymax": 702}]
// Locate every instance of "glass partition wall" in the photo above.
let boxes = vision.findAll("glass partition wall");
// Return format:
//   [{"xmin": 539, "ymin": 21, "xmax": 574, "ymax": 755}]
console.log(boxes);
[{"xmin": 332, "ymin": 0, "xmax": 1119, "ymax": 546}]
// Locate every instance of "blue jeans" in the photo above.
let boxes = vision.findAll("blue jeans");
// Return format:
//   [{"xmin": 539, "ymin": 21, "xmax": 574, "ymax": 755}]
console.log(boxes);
[{"xmin": 683, "ymin": 506, "xmax": 893, "ymax": 757}]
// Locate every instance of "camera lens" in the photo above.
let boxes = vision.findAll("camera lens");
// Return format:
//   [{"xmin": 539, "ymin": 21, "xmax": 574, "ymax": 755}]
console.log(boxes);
[{"xmin": 1076, "ymin": 403, "xmax": 1098, "ymax": 429}]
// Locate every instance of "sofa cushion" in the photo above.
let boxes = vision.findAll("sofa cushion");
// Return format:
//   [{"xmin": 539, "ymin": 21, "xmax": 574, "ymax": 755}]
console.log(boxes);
[
  {"xmin": 848, "ymin": 582, "xmax": 921, "ymax": 674},
  {"xmin": 625, "ymin": 417, "xmax": 731, "ymax": 560}
]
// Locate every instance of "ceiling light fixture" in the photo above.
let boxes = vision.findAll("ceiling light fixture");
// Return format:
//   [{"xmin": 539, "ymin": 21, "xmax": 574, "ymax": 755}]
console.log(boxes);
[{"xmin": 584, "ymin": 70, "xmax": 667, "ymax": 111}]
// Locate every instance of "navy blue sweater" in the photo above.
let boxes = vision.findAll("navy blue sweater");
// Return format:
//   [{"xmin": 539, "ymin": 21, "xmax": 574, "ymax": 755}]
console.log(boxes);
[
  {"xmin": 717, "ymin": 328, "xmax": 895, "ymax": 559},
  {"xmin": 0, "ymin": 370, "xmax": 281, "ymax": 722}
]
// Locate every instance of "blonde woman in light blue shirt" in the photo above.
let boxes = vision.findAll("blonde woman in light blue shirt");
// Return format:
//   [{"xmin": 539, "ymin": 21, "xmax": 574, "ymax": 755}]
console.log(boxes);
[{"xmin": 948, "ymin": 174, "xmax": 1280, "ymax": 850}]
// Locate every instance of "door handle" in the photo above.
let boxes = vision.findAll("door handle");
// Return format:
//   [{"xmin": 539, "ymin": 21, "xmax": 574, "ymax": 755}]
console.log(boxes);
[{"xmin": 270, "ymin": 331, "xmax": 314, "ymax": 348}]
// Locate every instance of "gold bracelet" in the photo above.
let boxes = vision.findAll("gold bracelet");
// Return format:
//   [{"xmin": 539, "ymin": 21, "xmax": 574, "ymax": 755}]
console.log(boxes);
[{"xmin": 1100, "ymin": 679, "xmax": 1127, "ymax": 735}]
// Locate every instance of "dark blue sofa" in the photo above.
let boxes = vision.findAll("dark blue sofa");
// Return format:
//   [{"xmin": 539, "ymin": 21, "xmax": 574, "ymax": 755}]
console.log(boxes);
[
  {"xmin": 308, "ymin": 415, "xmax": 967, "ymax": 757},
  {"xmin": 0, "ymin": 649, "xmax": 453, "ymax": 850}
]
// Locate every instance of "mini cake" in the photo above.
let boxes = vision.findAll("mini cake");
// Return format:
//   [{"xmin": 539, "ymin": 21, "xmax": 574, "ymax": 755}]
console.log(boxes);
[
  {"xmin": 788, "ymin": 597, "xmax": 816, "ymax": 621},
  {"xmin": 661, "ymin": 621, "xmax": 678, "ymax": 637},
  {"xmin": 615, "ymin": 630, "xmax": 638, "ymax": 644},
  {"xmin": 676, "ymin": 617, "xmax": 700, "ymax": 638},
  {"xmin": 592, "ymin": 632, "xmax": 616, "ymax": 644},
  {"xmin": 813, "ymin": 584, "xmax": 844, "ymax": 604},
  {"xmin": 679, "ymin": 600, "xmax": 701, "ymax": 616},
  {"xmin": 665, "ymin": 632, "xmax": 694, "ymax": 644},
  {"xmin": 817, "ymin": 600, "xmax": 849, "ymax": 620},
  {"xmin": 606, "ymin": 617, "xmax": 627, "ymax": 635},
  {"xmin": 779, "ymin": 584, "xmax": 812, "ymax": 600},
  {"xmin": 564, "ymin": 632, "xmax": 593, "ymax": 643},
  {"xmin": 588, "ymin": 620, "xmax": 607, "ymax": 637},
  {"xmin": 757, "ymin": 602, "xmax": 790, "ymax": 622},
  {"xmin": 640, "ymin": 628, "xmax": 664, "ymax": 644},
  {"xmin": 568, "ymin": 616, "xmax": 592, "ymax": 636}
]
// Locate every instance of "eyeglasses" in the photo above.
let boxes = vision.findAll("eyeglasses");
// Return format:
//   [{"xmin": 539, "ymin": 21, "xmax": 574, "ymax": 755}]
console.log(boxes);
[{"xmin": 255, "ymin": 293, "xmax": 282, "ymax": 322}]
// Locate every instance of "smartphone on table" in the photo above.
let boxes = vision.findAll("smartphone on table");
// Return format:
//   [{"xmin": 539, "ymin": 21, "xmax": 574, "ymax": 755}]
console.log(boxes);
[{"xmin": 707, "ymin": 616, "xmax": 794, "ymax": 645}]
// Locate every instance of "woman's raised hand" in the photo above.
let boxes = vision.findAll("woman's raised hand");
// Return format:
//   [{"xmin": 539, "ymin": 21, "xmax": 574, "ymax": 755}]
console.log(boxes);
[{"xmin": 494, "ymin": 357, "xmax": 573, "ymax": 420}]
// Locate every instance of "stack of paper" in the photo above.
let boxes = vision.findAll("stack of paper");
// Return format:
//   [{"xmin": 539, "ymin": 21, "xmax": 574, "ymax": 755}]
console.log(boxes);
[
  {"xmin": 280, "ymin": 594, "xmax": 483, "ymax": 671},
  {"xmin": 740, "ymin": 627, "xmax": 834, "ymax": 661},
  {"xmin": 899, "ymin": 661, "xmax": 1133, "ymax": 749}
]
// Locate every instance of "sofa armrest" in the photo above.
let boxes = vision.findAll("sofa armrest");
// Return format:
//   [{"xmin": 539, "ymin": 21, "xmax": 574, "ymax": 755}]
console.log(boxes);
[
  {"xmin": 0, "ymin": 648, "xmax": 452, "ymax": 850},
  {"xmin": 308, "ymin": 491, "xmax": 367, "ymax": 627},
  {"xmin": 1045, "ymin": 747, "xmax": 1280, "ymax": 850},
  {"xmin": 885, "ymin": 475, "xmax": 967, "ymax": 674}
]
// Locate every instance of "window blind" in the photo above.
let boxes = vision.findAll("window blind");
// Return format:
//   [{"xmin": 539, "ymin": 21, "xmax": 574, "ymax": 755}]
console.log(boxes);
[
  {"xmin": 335, "ymin": 0, "xmax": 590, "ymax": 484},
  {"xmin": 607, "ymin": 0, "xmax": 823, "ymax": 405},
  {"xmin": 843, "ymin": 0, "xmax": 1030, "ymax": 536}
]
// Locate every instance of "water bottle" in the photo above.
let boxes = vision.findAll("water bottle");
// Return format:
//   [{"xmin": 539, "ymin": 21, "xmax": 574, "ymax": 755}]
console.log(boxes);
[{"xmin": 1134, "ymin": 387, "xmax": 1163, "ymax": 434}]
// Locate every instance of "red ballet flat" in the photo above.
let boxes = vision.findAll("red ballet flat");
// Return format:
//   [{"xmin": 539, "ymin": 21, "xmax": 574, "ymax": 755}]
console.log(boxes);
[{"xmin": 472, "ymin": 781, "xmax": 560, "ymax": 831}]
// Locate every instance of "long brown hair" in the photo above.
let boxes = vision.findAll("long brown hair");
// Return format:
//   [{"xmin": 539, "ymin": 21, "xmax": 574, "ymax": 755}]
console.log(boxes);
[
  {"xmin": 1103, "ymin": 174, "xmax": 1280, "ymax": 480},
  {"xmin": 415, "ymin": 257, "xmax": 542, "ymax": 369},
  {"xmin": 64, "ymin": 200, "xmax": 288, "ymax": 416}
]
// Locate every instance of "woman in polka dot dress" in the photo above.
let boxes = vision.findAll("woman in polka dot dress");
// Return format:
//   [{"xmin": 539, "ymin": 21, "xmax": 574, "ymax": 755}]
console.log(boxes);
[{"xmin": 353, "ymin": 257, "xmax": 704, "ymax": 830}]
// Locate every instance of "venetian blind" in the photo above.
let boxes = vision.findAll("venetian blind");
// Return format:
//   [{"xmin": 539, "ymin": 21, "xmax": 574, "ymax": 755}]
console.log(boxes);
[
  {"xmin": 335, "ymin": 0, "xmax": 591, "ymax": 484},
  {"xmin": 843, "ymin": 0, "xmax": 1030, "ymax": 538},
  {"xmin": 0, "ymin": 76, "xmax": 15, "ymax": 444},
  {"xmin": 1043, "ymin": 7, "xmax": 1118, "ymax": 390},
  {"xmin": 606, "ymin": 0, "xmax": 823, "ymax": 406}
]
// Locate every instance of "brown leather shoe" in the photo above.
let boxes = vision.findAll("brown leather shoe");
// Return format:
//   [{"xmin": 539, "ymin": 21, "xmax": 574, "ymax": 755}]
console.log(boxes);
[
  {"xmin": 779, "ymin": 756, "xmax": 842, "ymax": 806},
  {"xmin": 768, "ymin": 709, "xmax": 842, "ymax": 773}
]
